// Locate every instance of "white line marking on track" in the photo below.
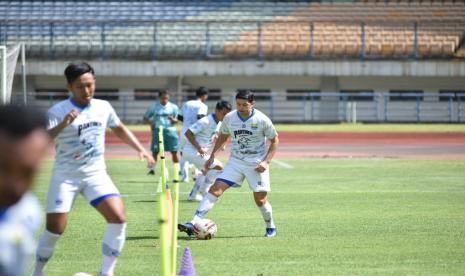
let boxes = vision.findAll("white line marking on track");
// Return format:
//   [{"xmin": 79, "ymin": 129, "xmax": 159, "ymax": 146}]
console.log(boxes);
[{"xmin": 272, "ymin": 159, "xmax": 294, "ymax": 169}]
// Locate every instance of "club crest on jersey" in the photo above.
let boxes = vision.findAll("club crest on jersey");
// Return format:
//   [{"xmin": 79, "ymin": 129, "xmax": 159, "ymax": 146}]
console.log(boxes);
[{"xmin": 251, "ymin": 123, "xmax": 258, "ymax": 129}]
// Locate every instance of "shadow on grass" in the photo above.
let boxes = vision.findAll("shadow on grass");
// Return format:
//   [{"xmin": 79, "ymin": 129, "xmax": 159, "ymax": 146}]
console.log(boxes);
[
  {"xmin": 125, "ymin": 180, "xmax": 158, "ymax": 184},
  {"xmin": 132, "ymin": 200, "xmax": 157, "ymax": 203},
  {"xmin": 126, "ymin": 235, "xmax": 159, "ymax": 241},
  {"xmin": 178, "ymin": 235, "xmax": 260, "ymax": 241}
]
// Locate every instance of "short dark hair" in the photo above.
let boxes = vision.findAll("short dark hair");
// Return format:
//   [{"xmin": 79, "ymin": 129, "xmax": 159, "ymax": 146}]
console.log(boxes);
[
  {"xmin": 0, "ymin": 105, "xmax": 47, "ymax": 138},
  {"xmin": 215, "ymin": 100, "xmax": 232, "ymax": 111},
  {"xmin": 159, "ymin": 89, "xmax": 169, "ymax": 97},
  {"xmin": 196, "ymin": 86, "xmax": 209, "ymax": 98},
  {"xmin": 64, "ymin": 62, "xmax": 95, "ymax": 84},
  {"xmin": 235, "ymin": 90, "xmax": 255, "ymax": 102}
]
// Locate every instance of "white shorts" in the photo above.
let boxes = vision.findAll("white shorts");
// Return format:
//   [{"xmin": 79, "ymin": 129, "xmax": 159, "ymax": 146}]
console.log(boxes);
[
  {"xmin": 182, "ymin": 147, "xmax": 222, "ymax": 170},
  {"xmin": 46, "ymin": 170, "xmax": 120, "ymax": 213},
  {"xmin": 217, "ymin": 158, "xmax": 270, "ymax": 192}
]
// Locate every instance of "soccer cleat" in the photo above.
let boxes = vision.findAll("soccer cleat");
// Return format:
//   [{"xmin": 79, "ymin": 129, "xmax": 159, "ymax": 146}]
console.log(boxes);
[
  {"xmin": 265, "ymin": 228, "xmax": 277, "ymax": 237},
  {"xmin": 187, "ymin": 194, "xmax": 203, "ymax": 202},
  {"xmin": 178, "ymin": 222, "xmax": 195, "ymax": 236},
  {"xmin": 147, "ymin": 169, "xmax": 155, "ymax": 175}
]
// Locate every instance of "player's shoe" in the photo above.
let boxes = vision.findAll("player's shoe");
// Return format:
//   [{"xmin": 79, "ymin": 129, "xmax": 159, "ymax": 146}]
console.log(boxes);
[
  {"xmin": 178, "ymin": 222, "xmax": 194, "ymax": 236},
  {"xmin": 147, "ymin": 169, "xmax": 155, "ymax": 175},
  {"xmin": 265, "ymin": 228, "xmax": 277, "ymax": 237},
  {"xmin": 187, "ymin": 193, "xmax": 203, "ymax": 202}
]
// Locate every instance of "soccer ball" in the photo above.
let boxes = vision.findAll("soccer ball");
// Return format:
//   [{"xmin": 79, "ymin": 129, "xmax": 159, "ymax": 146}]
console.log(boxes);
[{"xmin": 193, "ymin": 219, "xmax": 217, "ymax": 240}]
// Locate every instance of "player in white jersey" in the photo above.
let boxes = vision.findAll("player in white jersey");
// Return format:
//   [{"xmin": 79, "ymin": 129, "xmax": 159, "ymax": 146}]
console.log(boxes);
[
  {"xmin": 178, "ymin": 87, "xmax": 209, "ymax": 182},
  {"xmin": 0, "ymin": 105, "xmax": 51, "ymax": 276},
  {"xmin": 179, "ymin": 90, "xmax": 279, "ymax": 238},
  {"xmin": 33, "ymin": 63, "xmax": 155, "ymax": 276},
  {"xmin": 183, "ymin": 100, "xmax": 232, "ymax": 201}
]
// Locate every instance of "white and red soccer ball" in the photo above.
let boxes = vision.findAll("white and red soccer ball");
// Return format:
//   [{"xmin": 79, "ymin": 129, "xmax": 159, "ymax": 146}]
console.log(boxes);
[{"xmin": 193, "ymin": 219, "xmax": 217, "ymax": 240}]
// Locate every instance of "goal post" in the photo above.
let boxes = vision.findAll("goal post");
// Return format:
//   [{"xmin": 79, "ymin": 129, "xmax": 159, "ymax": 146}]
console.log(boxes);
[{"xmin": 0, "ymin": 44, "xmax": 22, "ymax": 105}]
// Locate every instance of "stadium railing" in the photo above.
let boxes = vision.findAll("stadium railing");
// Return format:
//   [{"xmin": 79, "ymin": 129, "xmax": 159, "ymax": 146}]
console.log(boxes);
[
  {"xmin": 1, "ymin": 19, "xmax": 464, "ymax": 60},
  {"xmin": 13, "ymin": 91, "xmax": 465, "ymax": 123}
]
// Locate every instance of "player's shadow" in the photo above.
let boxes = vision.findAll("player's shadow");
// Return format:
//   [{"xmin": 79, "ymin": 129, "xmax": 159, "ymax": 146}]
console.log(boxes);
[{"xmin": 178, "ymin": 235, "xmax": 259, "ymax": 240}]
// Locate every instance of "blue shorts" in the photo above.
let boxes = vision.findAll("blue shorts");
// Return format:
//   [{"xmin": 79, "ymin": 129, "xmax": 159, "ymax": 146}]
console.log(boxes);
[{"xmin": 151, "ymin": 128, "xmax": 179, "ymax": 153}]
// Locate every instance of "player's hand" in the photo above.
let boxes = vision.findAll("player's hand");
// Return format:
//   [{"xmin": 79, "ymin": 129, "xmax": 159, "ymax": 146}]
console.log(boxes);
[
  {"xmin": 139, "ymin": 151, "xmax": 155, "ymax": 167},
  {"xmin": 204, "ymin": 155, "xmax": 215, "ymax": 171},
  {"xmin": 197, "ymin": 147, "xmax": 208, "ymax": 156},
  {"xmin": 63, "ymin": 109, "xmax": 80, "ymax": 126},
  {"xmin": 255, "ymin": 161, "xmax": 269, "ymax": 173}
]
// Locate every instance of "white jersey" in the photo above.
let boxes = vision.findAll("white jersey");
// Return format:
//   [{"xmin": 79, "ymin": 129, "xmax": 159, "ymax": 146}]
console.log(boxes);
[
  {"xmin": 0, "ymin": 192, "xmax": 42, "ymax": 276},
  {"xmin": 184, "ymin": 113, "xmax": 221, "ymax": 152},
  {"xmin": 47, "ymin": 98, "xmax": 121, "ymax": 174},
  {"xmin": 220, "ymin": 109, "xmax": 277, "ymax": 164},
  {"xmin": 180, "ymin": 99, "xmax": 208, "ymax": 133}
]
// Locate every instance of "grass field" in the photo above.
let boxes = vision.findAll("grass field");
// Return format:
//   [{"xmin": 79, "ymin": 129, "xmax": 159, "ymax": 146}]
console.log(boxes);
[
  {"xmin": 124, "ymin": 123, "xmax": 465, "ymax": 133},
  {"xmin": 32, "ymin": 158, "xmax": 465, "ymax": 275}
]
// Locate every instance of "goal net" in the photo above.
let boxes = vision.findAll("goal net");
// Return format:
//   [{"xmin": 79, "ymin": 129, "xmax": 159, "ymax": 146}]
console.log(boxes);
[{"xmin": 0, "ymin": 44, "xmax": 21, "ymax": 105}]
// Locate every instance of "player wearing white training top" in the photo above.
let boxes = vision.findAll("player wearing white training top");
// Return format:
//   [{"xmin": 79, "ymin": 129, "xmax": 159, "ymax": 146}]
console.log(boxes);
[
  {"xmin": 33, "ymin": 63, "xmax": 155, "ymax": 276},
  {"xmin": 179, "ymin": 90, "xmax": 279, "ymax": 238},
  {"xmin": 178, "ymin": 87, "xmax": 209, "ymax": 182},
  {"xmin": 0, "ymin": 105, "xmax": 51, "ymax": 276},
  {"xmin": 183, "ymin": 100, "xmax": 232, "ymax": 201}
]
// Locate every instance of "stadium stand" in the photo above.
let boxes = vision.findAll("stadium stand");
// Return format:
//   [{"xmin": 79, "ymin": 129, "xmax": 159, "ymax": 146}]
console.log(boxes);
[{"xmin": 1, "ymin": 1, "xmax": 464, "ymax": 59}]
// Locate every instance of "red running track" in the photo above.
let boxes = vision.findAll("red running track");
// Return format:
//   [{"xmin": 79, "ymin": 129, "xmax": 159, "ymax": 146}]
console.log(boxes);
[{"xmin": 104, "ymin": 131, "xmax": 465, "ymax": 160}]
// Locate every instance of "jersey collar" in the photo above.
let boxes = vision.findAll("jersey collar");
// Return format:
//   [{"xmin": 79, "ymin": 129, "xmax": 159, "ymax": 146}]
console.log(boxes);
[
  {"xmin": 236, "ymin": 109, "xmax": 255, "ymax": 123},
  {"xmin": 69, "ymin": 97, "xmax": 90, "ymax": 110}
]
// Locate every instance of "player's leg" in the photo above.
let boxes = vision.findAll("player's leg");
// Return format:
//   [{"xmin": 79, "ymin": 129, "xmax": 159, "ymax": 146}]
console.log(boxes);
[
  {"xmin": 179, "ymin": 135, "xmax": 190, "ymax": 182},
  {"xmin": 182, "ymin": 150, "xmax": 208, "ymax": 201},
  {"xmin": 246, "ymin": 166, "xmax": 276, "ymax": 237},
  {"xmin": 148, "ymin": 129, "xmax": 160, "ymax": 175},
  {"xmin": 95, "ymin": 197, "xmax": 127, "ymax": 276},
  {"xmin": 178, "ymin": 159, "xmax": 243, "ymax": 236},
  {"xmin": 200, "ymin": 163, "xmax": 224, "ymax": 195},
  {"xmin": 34, "ymin": 173, "xmax": 78, "ymax": 276},
  {"xmin": 83, "ymin": 172, "xmax": 126, "ymax": 276}
]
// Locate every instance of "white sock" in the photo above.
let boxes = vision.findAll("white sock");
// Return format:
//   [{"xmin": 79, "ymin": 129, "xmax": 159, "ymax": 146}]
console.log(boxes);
[
  {"xmin": 180, "ymin": 158, "xmax": 189, "ymax": 180},
  {"xmin": 189, "ymin": 174, "xmax": 205, "ymax": 199},
  {"xmin": 33, "ymin": 230, "xmax": 61, "ymax": 276},
  {"xmin": 201, "ymin": 170, "xmax": 222, "ymax": 195},
  {"xmin": 192, "ymin": 193, "xmax": 218, "ymax": 223},
  {"xmin": 149, "ymin": 164, "xmax": 156, "ymax": 171},
  {"xmin": 101, "ymin": 223, "xmax": 126, "ymax": 275},
  {"xmin": 259, "ymin": 202, "xmax": 275, "ymax": 228}
]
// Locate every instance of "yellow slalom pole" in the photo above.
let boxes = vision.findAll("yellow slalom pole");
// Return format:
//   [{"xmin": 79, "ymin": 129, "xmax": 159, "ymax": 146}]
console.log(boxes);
[
  {"xmin": 158, "ymin": 126, "xmax": 167, "ymax": 193},
  {"xmin": 157, "ymin": 125, "xmax": 171, "ymax": 276},
  {"xmin": 170, "ymin": 162, "xmax": 180, "ymax": 275}
]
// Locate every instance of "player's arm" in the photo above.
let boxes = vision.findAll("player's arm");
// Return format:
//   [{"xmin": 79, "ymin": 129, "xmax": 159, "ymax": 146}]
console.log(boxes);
[
  {"xmin": 48, "ymin": 109, "xmax": 79, "ymax": 138},
  {"xmin": 185, "ymin": 129, "xmax": 207, "ymax": 155},
  {"xmin": 255, "ymin": 135, "xmax": 279, "ymax": 173},
  {"xmin": 204, "ymin": 133, "xmax": 229, "ymax": 169},
  {"xmin": 111, "ymin": 122, "xmax": 155, "ymax": 166}
]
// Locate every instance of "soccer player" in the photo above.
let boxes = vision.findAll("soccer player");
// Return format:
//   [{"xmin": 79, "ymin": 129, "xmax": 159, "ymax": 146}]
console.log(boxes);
[
  {"xmin": 178, "ymin": 90, "xmax": 279, "ymax": 238},
  {"xmin": 183, "ymin": 100, "xmax": 232, "ymax": 201},
  {"xmin": 178, "ymin": 87, "xmax": 209, "ymax": 182},
  {"xmin": 143, "ymin": 90, "xmax": 180, "ymax": 175},
  {"xmin": 33, "ymin": 62, "xmax": 155, "ymax": 276},
  {"xmin": 0, "ymin": 105, "xmax": 51, "ymax": 276}
]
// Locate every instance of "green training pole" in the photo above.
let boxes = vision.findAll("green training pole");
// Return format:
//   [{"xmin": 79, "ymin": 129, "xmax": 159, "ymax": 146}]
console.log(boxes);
[{"xmin": 170, "ymin": 162, "xmax": 180, "ymax": 275}]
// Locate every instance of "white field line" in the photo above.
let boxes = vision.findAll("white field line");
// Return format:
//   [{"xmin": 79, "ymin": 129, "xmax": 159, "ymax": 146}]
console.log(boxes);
[{"xmin": 272, "ymin": 159, "xmax": 294, "ymax": 169}]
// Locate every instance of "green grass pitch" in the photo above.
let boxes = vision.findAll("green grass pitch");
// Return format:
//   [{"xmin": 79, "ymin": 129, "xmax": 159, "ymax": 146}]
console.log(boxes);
[{"xmin": 32, "ymin": 158, "xmax": 465, "ymax": 275}]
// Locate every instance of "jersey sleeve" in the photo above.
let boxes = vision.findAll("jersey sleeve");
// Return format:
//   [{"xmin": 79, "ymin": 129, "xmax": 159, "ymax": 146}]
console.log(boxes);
[
  {"xmin": 106, "ymin": 102, "xmax": 121, "ymax": 128},
  {"xmin": 262, "ymin": 117, "xmax": 278, "ymax": 139},
  {"xmin": 189, "ymin": 117, "xmax": 207, "ymax": 135},
  {"xmin": 46, "ymin": 108, "xmax": 62, "ymax": 130},
  {"xmin": 143, "ymin": 105, "xmax": 154, "ymax": 120}
]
